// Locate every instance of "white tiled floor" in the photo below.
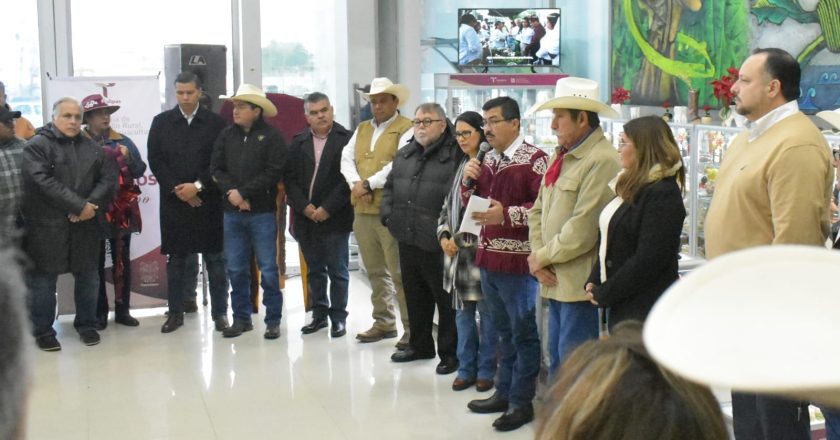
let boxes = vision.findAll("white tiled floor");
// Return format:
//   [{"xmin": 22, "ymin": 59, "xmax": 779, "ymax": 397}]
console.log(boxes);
[{"xmin": 26, "ymin": 271, "xmax": 534, "ymax": 440}]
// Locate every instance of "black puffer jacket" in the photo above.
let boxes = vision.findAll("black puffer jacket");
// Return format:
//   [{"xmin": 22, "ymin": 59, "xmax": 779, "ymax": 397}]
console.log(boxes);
[
  {"xmin": 381, "ymin": 128, "xmax": 464, "ymax": 252},
  {"xmin": 22, "ymin": 123, "xmax": 117, "ymax": 273}
]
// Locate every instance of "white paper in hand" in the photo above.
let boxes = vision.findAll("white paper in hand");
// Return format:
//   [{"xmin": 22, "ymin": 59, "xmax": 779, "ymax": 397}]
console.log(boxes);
[{"xmin": 458, "ymin": 195, "xmax": 491, "ymax": 236}]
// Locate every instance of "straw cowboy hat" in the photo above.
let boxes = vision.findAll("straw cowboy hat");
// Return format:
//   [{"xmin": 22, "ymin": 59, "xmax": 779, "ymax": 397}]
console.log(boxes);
[
  {"xmin": 817, "ymin": 108, "xmax": 840, "ymax": 131},
  {"xmin": 525, "ymin": 77, "xmax": 619, "ymax": 119},
  {"xmin": 360, "ymin": 77, "xmax": 410, "ymax": 106},
  {"xmin": 81, "ymin": 94, "xmax": 120, "ymax": 120},
  {"xmin": 220, "ymin": 83, "xmax": 278, "ymax": 117},
  {"xmin": 643, "ymin": 245, "xmax": 840, "ymax": 407}
]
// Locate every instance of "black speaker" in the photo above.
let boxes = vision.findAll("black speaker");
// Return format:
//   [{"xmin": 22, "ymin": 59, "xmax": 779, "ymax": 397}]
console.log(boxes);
[{"xmin": 164, "ymin": 44, "xmax": 227, "ymax": 111}]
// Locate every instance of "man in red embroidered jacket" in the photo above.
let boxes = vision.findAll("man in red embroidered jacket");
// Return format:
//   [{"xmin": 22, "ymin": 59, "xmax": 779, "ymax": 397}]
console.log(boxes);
[{"xmin": 460, "ymin": 96, "xmax": 548, "ymax": 432}]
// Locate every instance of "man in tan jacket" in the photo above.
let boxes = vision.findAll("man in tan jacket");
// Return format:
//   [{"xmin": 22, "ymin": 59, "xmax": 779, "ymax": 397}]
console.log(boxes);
[
  {"xmin": 705, "ymin": 48, "xmax": 833, "ymax": 440},
  {"xmin": 526, "ymin": 77, "xmax": 621, "ymax": 376},
  {"xmin": 340, "ymin": 78, "xmax": 414, "ymax": 347}
]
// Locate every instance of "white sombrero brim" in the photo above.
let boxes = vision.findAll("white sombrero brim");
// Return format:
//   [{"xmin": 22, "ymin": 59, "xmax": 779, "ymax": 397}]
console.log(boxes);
[
  {"xmin": 644, "ymin": 245, "xmax": 840, "ymax": 406},
  {"xmin": 362, "ymin": 85, "xmax": 410, "ymax": 107},
  {"xmin": 219, "ymin": 93, "xmax": 278, "ymax": 117},
  {"xmin": 816, "ymin": 110, "xmax": 840, "ymax": 131},
  {"xmin": 525, "ymin": 96, "xmax": 619, "ymax": 119}
]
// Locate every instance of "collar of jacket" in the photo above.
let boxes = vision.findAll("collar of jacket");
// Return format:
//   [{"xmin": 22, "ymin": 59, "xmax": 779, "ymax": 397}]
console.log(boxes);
[
  {"xmin": 167, "ymin": 105, "xmax": 206, "ymax": 123},
  {"xmin": 565, "ymin": 127, "xmax": 606, "ymax": 160},
  {"xmin": 36, "ymin": 123, "xmax": 82, "ymax": 143},
  {"xmin": 402, "ymin": 128, "xmax": 454, "ymax": 162},
  {"xmin": 233, "ymin": 117, "xmax": 268, "ymax": 136},
  {"xmin": 297, "ymin": 121, "xmax": 349, "ymax": 142}
]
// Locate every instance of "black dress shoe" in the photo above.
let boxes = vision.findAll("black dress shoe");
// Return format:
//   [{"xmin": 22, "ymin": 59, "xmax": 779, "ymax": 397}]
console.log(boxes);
[
  {"xmin": 301, "ymin": 317, "xmax": 328, "ymax": 334},
  {"xmin": 264, "ymin": 324, "xmax": 281, "ymax": 340},
  {"xmin": 435, "ymin": 357, "xmax": 459, "ymax": 375},
  {"xmin": 161, "ymin": 313, "xmax": 184, "ymax": 333},
  {"xmin": 213, "ymin": 316, "xmax": 229, "ymax": 332},
  {"xmin": 330, "ymin": 321, "xmax": 346, "ymax": 338},
  {"xmin": 223, "ymin": 320, "xmax": 253, "ymax": 338},
  {"xmin": 390, "ymin": 347, "xmax": 436, "ymax": 363},
  {"xmin": 493, "ymin": 404, "xmax": 534, "ymax": 432},
  {"xmin": 35, "ymin": 335, "xmax": 61, "ymax": 351},
  {"xmin": 468, "ymin": 392, "xmax": 509, "ymax": 414},
  {"xmin": 115, "ymin": 314, "xmax": 140, "ymax": 327},
  {"xmin": 79, "ymin": 329, "xmax": 101, "ymax": 346}
]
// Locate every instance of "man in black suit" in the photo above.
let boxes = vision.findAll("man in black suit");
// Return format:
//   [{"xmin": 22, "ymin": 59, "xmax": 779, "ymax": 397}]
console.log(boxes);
[
  {"xmin": 147, "ymin": 72, "xmax": 229, "ymax": 334},
  {"xmin": 285, "ymin": 92, "xmax": 353, "ymax": 338}
]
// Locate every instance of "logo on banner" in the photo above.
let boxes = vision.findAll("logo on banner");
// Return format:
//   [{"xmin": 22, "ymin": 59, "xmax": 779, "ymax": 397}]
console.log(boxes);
[
  {"xmin": 95, "ymin": 82, "xmax": 116, "ymax": 97},
  {"xmin": 188, "ymin": 55, "xmax": 207, "ymax": 66}
]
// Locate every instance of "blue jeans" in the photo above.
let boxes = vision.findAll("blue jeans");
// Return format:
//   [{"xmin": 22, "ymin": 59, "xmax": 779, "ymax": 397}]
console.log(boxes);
[
  {"xmin": 298, "ymin": 231, "xmax": 350, "ymax": 323},
  {"xmin": 547, "ymin": 299, "xmax": 599, "ymax": 377},
  {"xmin": 27, "ymin": 269, "xmax": 99, "ymax": 337},
  {"xmin": 480, "ymin": 269, "xmax": 540, "ymax": 408},
  {"xmin": 455, "ymin": 300, "xmax": 498, "ymax": 381},
  {"xmin": 224, "ymin": 212, "xmax": 282, "ymax": 325},
  {"xmin": 824, "ymin": 406, "xmax": 840, "ymax": 440},
  {"xmin": 166, "ymin": 252, "xmax": 228, "ymax": 317}
]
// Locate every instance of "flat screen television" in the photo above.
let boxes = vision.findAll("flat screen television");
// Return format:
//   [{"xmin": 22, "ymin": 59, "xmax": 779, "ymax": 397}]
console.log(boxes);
[{"xmin": 457, "ymin": 8, "xmax": 560, "ymax": 68}]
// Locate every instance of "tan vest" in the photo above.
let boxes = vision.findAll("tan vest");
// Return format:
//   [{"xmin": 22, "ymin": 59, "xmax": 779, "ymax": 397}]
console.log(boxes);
[{"xmin": 352, "ymin": 115, "xmax": 413, "ymax": 214}]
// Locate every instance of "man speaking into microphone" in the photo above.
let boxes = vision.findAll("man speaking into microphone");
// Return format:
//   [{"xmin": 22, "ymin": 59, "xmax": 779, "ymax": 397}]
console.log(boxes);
[{"xmin": 460, "ymin": 96, "xmax": 548, "ymax": 432}]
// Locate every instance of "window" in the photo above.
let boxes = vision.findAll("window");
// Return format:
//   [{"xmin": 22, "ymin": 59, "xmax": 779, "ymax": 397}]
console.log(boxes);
[{"xmin": 0, "ymin": 1, "xmax": 43, "ymax": 124}]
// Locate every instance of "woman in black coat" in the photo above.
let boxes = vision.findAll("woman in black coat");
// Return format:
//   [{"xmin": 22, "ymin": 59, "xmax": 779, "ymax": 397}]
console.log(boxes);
[{"xmin": 585, "ymin": 116, "xmax": 686, "ymax": 329}]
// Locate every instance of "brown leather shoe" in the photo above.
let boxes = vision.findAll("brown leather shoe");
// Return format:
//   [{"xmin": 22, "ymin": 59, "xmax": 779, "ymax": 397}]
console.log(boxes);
[
  {"xmin": 452, "ymin": 377, "xmax": 476, "ymax": 391},
  {"xmin": 355, "ymin": 327, "xmax": 398, "ymax": 343},
  {"xmin": 476, "ymin": 379, "xmax": 494, "ymax": 392}
]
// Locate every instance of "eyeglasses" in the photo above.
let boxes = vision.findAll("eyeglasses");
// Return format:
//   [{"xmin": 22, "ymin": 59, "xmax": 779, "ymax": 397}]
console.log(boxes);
[
  {"xmin": 618, "ymin": 141, "xmax": 633, "ymax": 148},
  {"xmin": 481, "ymin": 118, "xmax": 512, "ymax": 129},
  {"xmin": 412, "ymin": 118, "xmax": 443, "ymax": 128},
  {"xmin": 454, "ymin": 130, "xmax": 475, "ymax": 140}
]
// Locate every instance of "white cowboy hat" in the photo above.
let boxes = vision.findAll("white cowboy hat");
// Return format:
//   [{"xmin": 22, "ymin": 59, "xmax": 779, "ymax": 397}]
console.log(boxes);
[
  {"xmin": 360, "ymin": 77, "xmax": 410, "ymax": 107},
  {"xmin": 220, "ymin": 83, "xmax": 278, "ymax": 117},
  {"xmin": 817, "ymin": 108, "xmax": 840, "ymax": 131},
  {"xmin": 644, "ymin": 245, "xmax": 840, "ymax": 407},
  {"xmin": 525, "ymin": 77, "xmax": 619, "ymax": 119}
]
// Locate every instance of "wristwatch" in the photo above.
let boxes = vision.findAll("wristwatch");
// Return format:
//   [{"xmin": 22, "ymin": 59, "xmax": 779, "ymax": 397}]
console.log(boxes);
[
  {"xmin": 362, "ymin": 180, "xmax": 372, "ymax": 192},
  {"xmin": 194, "ymin": 180, "xmax": 204, "ymax": 192}
]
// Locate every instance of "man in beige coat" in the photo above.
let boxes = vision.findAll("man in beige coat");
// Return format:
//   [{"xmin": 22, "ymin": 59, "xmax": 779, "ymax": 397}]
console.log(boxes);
[{"xmin": 526, "ymin": 77, "xmax": 621, "ymax": 376}]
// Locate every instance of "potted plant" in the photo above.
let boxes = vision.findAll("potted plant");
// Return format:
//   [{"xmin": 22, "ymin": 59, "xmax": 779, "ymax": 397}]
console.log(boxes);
[
  {"xmin": 662, "ymin": 100, "xmax": 672, "ymax": 122},
  {"xmin": 711, "ymin": 67, "xmax": 738, "ymax": 125},
  {"xmin": 702, "ymin": 105, "xmax": 713, "ymax": 124},
  {"xmin": 611, "ymin": 86, "xmax": 631, "ymax": 119}
]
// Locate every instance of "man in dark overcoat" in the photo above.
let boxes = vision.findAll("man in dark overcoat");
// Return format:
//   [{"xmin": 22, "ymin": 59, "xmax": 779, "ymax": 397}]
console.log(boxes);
[{"xmin": 147, "ymin": 71, "xmax": 229, "ymax": 333}]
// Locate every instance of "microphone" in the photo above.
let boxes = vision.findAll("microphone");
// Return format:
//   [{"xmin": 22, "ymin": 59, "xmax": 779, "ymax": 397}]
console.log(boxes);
[{"xmin": 465, "ymin": 142, "xmax": 492, "ymax": 189}]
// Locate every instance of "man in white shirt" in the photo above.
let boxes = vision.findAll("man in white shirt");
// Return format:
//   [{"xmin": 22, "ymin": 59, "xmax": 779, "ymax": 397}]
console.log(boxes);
[
  {"xmin": 535, "ymin": 13, "xmax": 560, "ymax": 65},
  {"xmin": 458, "ymin": 13, "xmax": 482, "ymax": 65},
  {"xmin": 340, "ymin": 77, "xmax": 414, "ymax": 348}
]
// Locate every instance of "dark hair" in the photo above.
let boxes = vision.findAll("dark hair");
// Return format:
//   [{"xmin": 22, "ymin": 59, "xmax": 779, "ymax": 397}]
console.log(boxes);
[
  {"xmin": 482, "ymin": 96, "xmax": 520, "ymax": 121},
  {"xmin": 536, "ymin": 321, "xmax": 728, "ymax": 440},
  {"xmin": 454, "ymin": 110, "xmax": 488, "ymax": 145},
  {"xmin": 547, "ymin": 13, "xmax": 559, "ymax": 26},
  {"xmin": 459, "ymin": 13, "xmax": 477, "ymax": 26},
  {"xmin": 617, "ymin": 116, "xmax": 686, "ymax": 203},
  {"xmin": 567, "ymin": 109, "xmax": 600, "ymax": 129},
  {"xmin": 753, "ymin": 47, "xmax": 800, "ymax": 102},
  {"xmin": 174, "ymin": 71, "xmax": 202, "ymax": 89},
  {"xmin": 303, "ymin": 92, "xmax": 330, "ymax": 112}
]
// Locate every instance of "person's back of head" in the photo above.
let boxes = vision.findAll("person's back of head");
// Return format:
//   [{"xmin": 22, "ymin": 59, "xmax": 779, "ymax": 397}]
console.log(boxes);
[{"xmin": 536, "ymin": 321, "xmax": 728, "ymax": 440}]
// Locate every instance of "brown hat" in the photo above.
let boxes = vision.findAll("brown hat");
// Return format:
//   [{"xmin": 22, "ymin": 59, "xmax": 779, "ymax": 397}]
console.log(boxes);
[{"xmin": 81, "ymin": 94, "xmax": 120, "ymax": 119}]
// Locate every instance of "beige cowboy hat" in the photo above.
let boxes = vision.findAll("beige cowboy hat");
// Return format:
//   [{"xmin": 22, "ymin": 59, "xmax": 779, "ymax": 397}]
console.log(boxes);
[
  {"xmin": 525, "ymin": 77, "xmax": 619, "ymax": 119},
  {"xmin": 817, "ymin": 108, "xmax": 840, "ymax": 131},
  {"xmin": 220, "ymin": 83, "xmax": 278, "ymax": 117},
  {"xmin": 644, "ymin": 245, "xmax": 840, "ymax": 407},
  {"xmin": 360, "ymin": 77, "xmax": 410, "ymax": 106}
]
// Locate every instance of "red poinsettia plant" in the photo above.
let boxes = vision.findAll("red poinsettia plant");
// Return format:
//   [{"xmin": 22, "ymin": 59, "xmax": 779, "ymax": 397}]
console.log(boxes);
[
  {"xmin": 711, "ymin": 67, "xmax": 739, "ymax": 106},
  {"xmin": 703, "ymin": 105, "xmax": 712, "ymax": 116},
  {"xmin": 611, "ymin": 87, "xmax": 631, "ymax": 104},
  {"xmin": 662, "ymin": 100, "xmax": 671, "ymax": 110}
]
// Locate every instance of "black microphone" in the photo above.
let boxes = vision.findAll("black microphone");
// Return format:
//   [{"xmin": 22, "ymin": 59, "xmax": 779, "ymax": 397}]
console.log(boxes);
[{"xmin": 465, "ymin": 142, "xmax": 492, "ymax": 189}]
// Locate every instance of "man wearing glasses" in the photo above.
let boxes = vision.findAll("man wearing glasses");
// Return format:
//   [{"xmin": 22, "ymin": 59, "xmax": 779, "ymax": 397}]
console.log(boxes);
[
  {"xmin": 340, "ymin": 77, "xmax": 414, "ymax": 348},
  {"xmin": 460, "ymin": 96, "xmax": 548, "ymax": 431},
  {"xmin": 381, "ymin": 103, "xmax": 463, "ymax": 372}
]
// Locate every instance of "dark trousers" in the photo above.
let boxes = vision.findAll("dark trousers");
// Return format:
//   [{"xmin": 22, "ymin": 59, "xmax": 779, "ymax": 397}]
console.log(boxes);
[
  {"xmin": 398, "ymin": 243, "xmax": 456, "ymax": 360},
  {"xmin": 97, "ymin": 235, "xmax": 132, "ymax": 317},
  {"xmin": 27, "ymin": 268, "xmax": 99, "ymax": 337},
  {"xmin": 166, "ymin": 252, "xmax": 228, "ymax": 317},
  {"xmin": 299, "ymin": 231, "xmax": 350, "ymax": 324},
  {"xmin": 732, "ymin": 392, "xmax": 810, "ymax": 440}
]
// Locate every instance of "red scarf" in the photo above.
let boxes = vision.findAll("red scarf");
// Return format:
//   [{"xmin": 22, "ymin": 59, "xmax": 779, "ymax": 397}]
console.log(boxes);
[{"xmin": 543, "ymin": 146, "xmax": 569, "ymax": 187}]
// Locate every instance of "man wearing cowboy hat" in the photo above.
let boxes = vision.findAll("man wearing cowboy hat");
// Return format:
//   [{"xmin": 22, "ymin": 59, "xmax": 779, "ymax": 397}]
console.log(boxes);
[
  {"xmin": 461, "ymin": 96, "xmax": 549, "ymax": 431},
  {"xmin": 340, "ymin": 77, "xmax": 414, "ymax": 347},
  {"xmin": 211, "ymin": 83, "xmax": 286, "ymax": 339},
  {"xmin": 705, "ymin": 48, "xmax": 834, "ymax": 440},
  {"xmin": 148, "ymin": 71, "xmax": 229, "ymax": 334},
  {"xmin": 81, "ymin": 93, "xmax": 147, "ymax": 330},
  {"xmin": 526, "ymin": 77, "xmax": 621, "ymax": 377}
]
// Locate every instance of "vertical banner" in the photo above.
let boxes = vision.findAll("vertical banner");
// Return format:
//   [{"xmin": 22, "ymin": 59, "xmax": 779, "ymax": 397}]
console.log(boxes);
[{"xmin": 45, "ymin": 76, "xmax": 167, "ymax": 313}]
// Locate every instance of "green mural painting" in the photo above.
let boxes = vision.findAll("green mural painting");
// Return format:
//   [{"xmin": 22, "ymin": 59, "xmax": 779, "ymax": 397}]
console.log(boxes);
[{"xmin": 613, "ymin": 0, "xmax": 840, "ymax": 112}]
